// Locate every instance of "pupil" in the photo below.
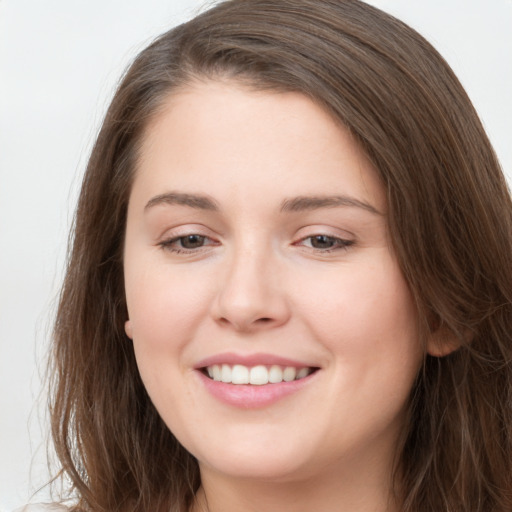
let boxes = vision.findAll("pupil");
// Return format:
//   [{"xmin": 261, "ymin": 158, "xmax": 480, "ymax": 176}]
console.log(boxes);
[
  {"xmin": 182, "ymin": 235, "xmax": 205, "ymax": 249},
  {"xmin": 311, "ymin": 235, "xmax": 334, "ymax": 249}
]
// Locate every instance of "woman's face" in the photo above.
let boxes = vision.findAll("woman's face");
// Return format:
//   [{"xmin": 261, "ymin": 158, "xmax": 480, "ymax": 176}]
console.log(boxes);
[{"xmin": 124, "ymin": 81, "xmax": 423, "ymax": 482}]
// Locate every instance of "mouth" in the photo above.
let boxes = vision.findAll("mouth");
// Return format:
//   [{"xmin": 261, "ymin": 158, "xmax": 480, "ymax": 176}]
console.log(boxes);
[
  {"xmin": 196, "ymin": 355, "xmax": 320, "ymax": 407},
  {"xmin": 201, "ymin": 364, "xmax": 319, "ymax": 385}
]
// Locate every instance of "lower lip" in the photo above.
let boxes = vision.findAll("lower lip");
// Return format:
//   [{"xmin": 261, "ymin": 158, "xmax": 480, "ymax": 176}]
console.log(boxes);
[{"xmin": 197, "ymin": 370, "xmax": 317, "ymax": 408}]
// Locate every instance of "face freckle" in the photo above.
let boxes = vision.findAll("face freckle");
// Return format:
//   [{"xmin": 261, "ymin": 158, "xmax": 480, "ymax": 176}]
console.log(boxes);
[{"xmin": 123, "ymin": 80, "xmax": 422, "ymax": 485}]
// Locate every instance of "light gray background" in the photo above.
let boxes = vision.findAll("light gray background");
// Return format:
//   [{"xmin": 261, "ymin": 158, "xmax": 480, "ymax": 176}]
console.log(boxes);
[{"xmin": 1, "ymin": 1, "xmax": 511, "ymax": 509}]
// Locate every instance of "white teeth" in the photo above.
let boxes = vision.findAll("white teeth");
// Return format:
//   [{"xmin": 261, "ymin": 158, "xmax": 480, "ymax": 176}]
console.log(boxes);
[
  {"xmin": 283, "ymin": 367, "xmax": 296, "ymax": 382},
  {"xmin": 268, "ymin": 365, "xmax": 283, "ymax": 383},
  {"xmin": 221, "ymin": 364, "xmax": 232, "ymax": 383},
  {"xmin": 231, "ymin": 364, "xmax": 250, "ymax": 384},
  {"xmin": 249, "ymin": 365, "xmax": 268, "ymax": 385},
  {"xmin": 212, "ymin": 364, "xmax": 222, "ymax": 381},
  {"xmin": 297, "ymin": 367, "xmax": 310, "ymax": 379},
  {"xmin": 205, "ymin": 364, "xmax": 313, "ymax": 385}
]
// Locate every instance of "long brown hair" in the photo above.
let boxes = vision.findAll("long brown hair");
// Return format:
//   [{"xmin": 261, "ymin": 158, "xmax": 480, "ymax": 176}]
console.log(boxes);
[{"xmin": 50, "ymin": 1, "xmax": 512, "ymax": 510}]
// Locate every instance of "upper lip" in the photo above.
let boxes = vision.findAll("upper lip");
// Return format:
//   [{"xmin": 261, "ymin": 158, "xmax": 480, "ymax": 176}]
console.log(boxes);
[{"xmin": 194, "ymin": 352, "xmax": 319, "ymax": 369}]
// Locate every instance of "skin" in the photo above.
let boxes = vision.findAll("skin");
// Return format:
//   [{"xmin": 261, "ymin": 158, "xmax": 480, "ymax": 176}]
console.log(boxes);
[{"xmin": 124, "ymin": 80, "xmax": 428, "ymax": 512}]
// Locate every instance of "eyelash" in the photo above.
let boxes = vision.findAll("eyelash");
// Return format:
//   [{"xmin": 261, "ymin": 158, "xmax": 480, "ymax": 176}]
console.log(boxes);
[
  {"xmin": 158, "ymin": 234, "xmax": 218, "ymax": 254},
  {"xmin": 296, "ymin": 234, "xmax": 354, "ymax": 253},
  {"xmin": 158, "ymin": 233, "xmax": 354, "ymax": 254}
]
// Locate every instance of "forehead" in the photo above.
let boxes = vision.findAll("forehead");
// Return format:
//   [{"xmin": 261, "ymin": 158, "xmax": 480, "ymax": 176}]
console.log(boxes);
[{"xmin": 132, "ymin": 80, "xmax": 385, "ymax": 212}]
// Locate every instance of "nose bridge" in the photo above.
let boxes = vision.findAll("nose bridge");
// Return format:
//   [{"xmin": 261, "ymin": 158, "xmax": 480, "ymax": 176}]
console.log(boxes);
[{"xmin": 212, "ymin": 235, "xmax": 289, "ymax": 331}]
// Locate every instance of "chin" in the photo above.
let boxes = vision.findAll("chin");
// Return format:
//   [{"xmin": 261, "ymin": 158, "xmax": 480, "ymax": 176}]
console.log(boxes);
[
  {"xmin": 187, "ymin": 432, "xmax": 324, "ymax": 482},
  {"xmin": 199, "ymin": 452, "xmax": 314, "ymax": 482}
]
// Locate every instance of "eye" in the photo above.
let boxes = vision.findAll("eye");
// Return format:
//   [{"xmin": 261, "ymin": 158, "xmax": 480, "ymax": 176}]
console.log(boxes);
[
  {"xmin": 178, "ymin": 234, "xmax": 207, "ymax": 249},
  {"xmin": 159, "ymin": 234, "xmax": 217, "ymax": 253},
  {"xmin": 298, "ymin": 234, "xmax": 353, "ymax": 252}
]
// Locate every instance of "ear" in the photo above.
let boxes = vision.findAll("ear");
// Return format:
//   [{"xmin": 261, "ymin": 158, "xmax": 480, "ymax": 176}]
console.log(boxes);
[
  {"xmin": 426, "ymin": 324, "xmax": 463, "ymax": 357},
  {"xmin": 124, "ymin": 319, "xmax": 133, "ymax": 340}
]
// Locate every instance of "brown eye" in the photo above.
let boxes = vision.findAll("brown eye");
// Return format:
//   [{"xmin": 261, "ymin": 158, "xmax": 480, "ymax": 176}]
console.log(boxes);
[
  {"xmin": 296, "ymin": 234, "xmax": 354, "ymax": 252},
  {"xmin": 179, "ymin": 235, "xmax": 206, "ymax": 249},
  {"xmin": 159, "ymin": 233, "xmax": 219, "ymax": 254},
  {"xmin": 309, "ymin": 235, "xmax": 337, "ymax": 249}
]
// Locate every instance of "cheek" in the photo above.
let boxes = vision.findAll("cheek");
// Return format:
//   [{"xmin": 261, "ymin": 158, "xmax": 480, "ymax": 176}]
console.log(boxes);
[
  {"xmin": 123, "ymin": 261, "xmax": 212, "ymax": 393},
  {"xmin": 124, "ymin": 262, "xmax": 217, "ymax": 442},
  {"xmin": 125, "ymin": 257, "xmax": 210, "ymax": 335},
  {"xmin": 298, "ymin": 254, "xmax": 421, "ymax": 371},
  {"xmin": 124, "ymin": 267, "xmax": 205, "ymax": 410}
]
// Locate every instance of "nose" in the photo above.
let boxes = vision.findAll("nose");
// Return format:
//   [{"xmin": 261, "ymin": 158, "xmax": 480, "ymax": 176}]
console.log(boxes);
[{"xmin": 211, "ymin": 244, "xmax": 291, "ymax": 332}]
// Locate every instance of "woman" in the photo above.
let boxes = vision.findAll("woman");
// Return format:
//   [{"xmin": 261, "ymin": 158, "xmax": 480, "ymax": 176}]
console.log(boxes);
[{"xmin": 28, "ymin": 0, "xmax": 512, "ymax": 510}]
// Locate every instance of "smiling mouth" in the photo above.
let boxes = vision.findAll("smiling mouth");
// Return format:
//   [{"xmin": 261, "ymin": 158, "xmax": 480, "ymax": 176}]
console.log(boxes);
[{"xmin": 202, "ymin": 364, "xmax": 318, "ymax": 385}]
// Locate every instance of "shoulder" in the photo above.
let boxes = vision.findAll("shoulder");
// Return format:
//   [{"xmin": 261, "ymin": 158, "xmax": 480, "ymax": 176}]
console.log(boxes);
[{"xmin": 13, "ymin": 505, "xmax": 69, "ymax": 512}]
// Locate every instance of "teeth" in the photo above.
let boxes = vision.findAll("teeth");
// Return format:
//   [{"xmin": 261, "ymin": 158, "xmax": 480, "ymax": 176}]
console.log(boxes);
[
  {"xmin": 268, "ymin": 365, "xmax": 283, "ymax": 383},
  {"xmin": 283, "ymin": 367, "xmax": 296, "ymax": 382},
  {"xmin": 249, "ymin": 365, "xmax": 268, "ymax": 385},
  {"xmin": 221, "ymin": 364, "xmax": 232, "ymax": 383},
  {"xmin": 232, "ymin": 364, "xmax": 249, "ymax": 384},
  {"xmin": 204, "ymin": 364, "xmax": 313, "ymax": 385},
  {"xmin": 297, "ymin": 367, "xmax": 309, "ymax": 379},
  {"xmin": 212, "ymin": 364, "xmax": 222, "ymax": 381}
]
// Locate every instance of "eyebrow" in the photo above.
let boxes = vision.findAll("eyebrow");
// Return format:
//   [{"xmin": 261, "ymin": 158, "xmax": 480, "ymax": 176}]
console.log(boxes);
[
  {"xmin": 280, "ymin": 195, "xmax": 381, "ymax": 215},
  {"xmin": 145, "ymin": 192, "xmax": 220, "ymax": 212},
  {"xmin": 144, "ymin": 192, "xmax": 381, "ymax": 215}
]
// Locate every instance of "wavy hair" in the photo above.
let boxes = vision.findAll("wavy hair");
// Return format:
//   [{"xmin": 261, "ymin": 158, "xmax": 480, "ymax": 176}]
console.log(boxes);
[{"xmin": 50, "ymin": 1, "xmax": 512, "ymax": 510}]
